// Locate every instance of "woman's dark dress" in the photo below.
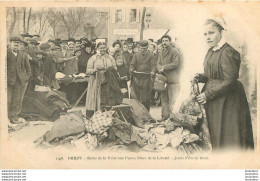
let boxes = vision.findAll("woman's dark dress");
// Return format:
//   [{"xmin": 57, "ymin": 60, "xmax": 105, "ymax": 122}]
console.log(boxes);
[
  {"xmin": 117, "ymin": 64, "xmax": 130, "ymax": 98},
  {"xmin": 200, "ymin": 43, "xmax": 254, "ymax": 150}
]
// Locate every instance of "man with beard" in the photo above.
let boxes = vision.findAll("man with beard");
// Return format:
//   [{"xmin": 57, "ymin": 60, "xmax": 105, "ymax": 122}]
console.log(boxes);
[
  {"xmin": 7, "ymin": 37, "xmax": 30, "ymax": 123},
  {"xmin": 157, "ymin": 35, "xmax": 182, "ymax": 121},
  {"xmin": 129, "ymin": 40, "xmax": 157, "ymax": 111}
]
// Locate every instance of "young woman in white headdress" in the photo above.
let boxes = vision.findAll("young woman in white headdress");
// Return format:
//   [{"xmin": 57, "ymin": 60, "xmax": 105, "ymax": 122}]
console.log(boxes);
[{"xmin": 194, "ymin": 17, "xmax": 254, "ymax": 151}]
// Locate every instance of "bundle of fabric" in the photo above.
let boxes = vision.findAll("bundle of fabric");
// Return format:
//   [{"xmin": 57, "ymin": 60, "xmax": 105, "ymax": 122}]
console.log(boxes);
[
  {"xmin": 170, "ymin": 80, "xmax": 212, "ymax": 152},
  {"xmin": 110, "ymin": 117, "xmax": 149, "ymax": 148},
  {"xmin": 21, "ymin": 91, "xmax": 61, "ymax": 120},
  {"xmin": 43, "ymin": 110, "xmax": 86, "ymax": 143},
  {"xmin": 122, "ymin": 99, "xmax": 155, "ymax": 128},
  {"xmin": 21, "ymin": 90, "xmax": 71, "ymax": 120},
  {"xmin": 46, "ymin": 90, "xmax": 71, "ymax": 111},
  {"xmin": 105, "ymin": 67, "xmax": 124, "ymax": 106}
]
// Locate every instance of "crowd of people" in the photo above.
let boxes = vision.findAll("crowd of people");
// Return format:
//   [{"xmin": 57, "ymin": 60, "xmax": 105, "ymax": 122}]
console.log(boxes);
[
  {"xmin": 7, "ymin": 33, "xmax": 182, "ymax": 124},
  {"xmin": 7, "ymin": 16, "xmax": 254, "ymax": 150}
]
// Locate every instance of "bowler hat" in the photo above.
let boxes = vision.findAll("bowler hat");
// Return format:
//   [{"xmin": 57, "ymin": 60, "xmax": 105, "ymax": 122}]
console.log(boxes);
[{"xmin": 126, "ymin": 38, "xmax": 134, "ymax": 43}]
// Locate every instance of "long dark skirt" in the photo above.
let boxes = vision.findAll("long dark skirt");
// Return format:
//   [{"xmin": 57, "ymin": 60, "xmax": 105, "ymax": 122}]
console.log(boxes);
[{"xmin": 205, "ymin": 81, "xmax": 254, "ymax": 150}]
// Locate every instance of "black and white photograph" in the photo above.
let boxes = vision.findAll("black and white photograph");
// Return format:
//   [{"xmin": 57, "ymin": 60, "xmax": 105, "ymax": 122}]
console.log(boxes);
[{"xmin": 0, "ymin": 1, "xmax": 259, "ymax": 169}]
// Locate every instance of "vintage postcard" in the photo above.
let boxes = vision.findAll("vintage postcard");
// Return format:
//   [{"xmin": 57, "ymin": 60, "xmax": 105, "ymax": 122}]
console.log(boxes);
[{"xmin": 0, "ymin": 1, "xmax": 259, "ymax": 169}]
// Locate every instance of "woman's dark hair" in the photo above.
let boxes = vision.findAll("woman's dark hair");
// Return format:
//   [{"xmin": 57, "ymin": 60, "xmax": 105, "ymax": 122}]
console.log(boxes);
[
  {"xmin": 112, "ymin": 41, "xmax": 121, "ymax": 48},
  {"xmin": 97, "ymin": 41, "xmax": 107, "ymax": 48},
  {"xmin": 205, "ymin": 19, "xmax": 224, "ymax": 32},
  {"xmin": 161, "ymin": 35, "xmax": 172, "ymax": 42}
]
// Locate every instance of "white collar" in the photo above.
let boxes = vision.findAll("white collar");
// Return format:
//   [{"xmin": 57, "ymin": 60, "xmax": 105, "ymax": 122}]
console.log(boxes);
[
  {"xmin": 212, "ymin": 37, "xmax": 227, "ymax": 51},
  {"xmin": 12, "ymin": 50, "xmax": 18, "ymax": 56}
]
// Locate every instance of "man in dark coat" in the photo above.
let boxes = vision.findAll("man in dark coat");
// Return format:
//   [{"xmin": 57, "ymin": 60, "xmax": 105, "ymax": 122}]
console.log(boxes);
[
  {"xmin": 39, "ymin": 43, "xmax": 57, "ymax": 87},
  {"xmin": 129, "ymin": 40, "xmax": 157, "ymax": 111},
  {"xmin": 7, "ymin": 37, "xmax": 30, "ymax": 123},
  {"xmin": 18, "ymin": 39, "xmax": 31, "ymax": 114},
  {"xmin": 157, "ymin": 35, "xmax": 182, "ymax": 121}
]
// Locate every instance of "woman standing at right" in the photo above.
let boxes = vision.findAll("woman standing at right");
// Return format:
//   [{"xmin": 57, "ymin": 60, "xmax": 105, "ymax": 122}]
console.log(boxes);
[{"xmin": 195, "ymin": 17, "xmax": 254, "ymax": 151}]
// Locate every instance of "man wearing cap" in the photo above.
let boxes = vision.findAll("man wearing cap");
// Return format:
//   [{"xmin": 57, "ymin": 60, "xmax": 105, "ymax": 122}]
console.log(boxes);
[
  {"xmin": 21, "ymin": 33, "xmax": 32, "ymax": 42},
  {"xmin": 56, "ymin": 40, "xmax": 77, "ymax": 75},
  {"xmin": 28, "ymin": 38, "xmax": 40, "ymax": 59},
  {"xmin": 157, "ymin": 35, "xmax": 182, "ymax": 121},
  {"xmin": 7, "ymin": 37, "xmax": 30, "ymax": 123},
  {"xmin": 126, "ymin": 38, "xmax": 135, "ymax": 55},
  {"xmin": 18, "ymin": 39, "xmax": 31, "ymax": 114},
  {"xmin": 50, "ymin": 45, "xmax": 61, "ymax": 63},
  {"xmin": 39, "ymin": 43, "xmax": 57, "ymax": 87},
  {"xmin": 129, "ymin": 40, "xmax": 157, "ymax": 111},
  {"xmin": 31, "ymin": 49, "xmax": 45, "ymax": 87}
]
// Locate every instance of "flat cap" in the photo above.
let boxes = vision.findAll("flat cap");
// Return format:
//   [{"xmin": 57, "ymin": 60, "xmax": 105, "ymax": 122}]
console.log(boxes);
[
  {"xmin": 29, "ymin": 38, "xmax": 40, "ymax": 45},
  {"xmin": 139, "ymin": 40, "xmax": 149, "ymax": 48},
  {"xmin": 60, "ymin": 40, "xmax": 68, "ymax": 44},
  {"xmin": 39, "ymin": 43, "xmax": 51, "ymax": 50},
  {"xmin": 10, "ymin": 36, "xmax": 21, "ymax": 42},
  {"xmin": 21, "ymin": 33, "xmax": 32, "ymax": 38}
]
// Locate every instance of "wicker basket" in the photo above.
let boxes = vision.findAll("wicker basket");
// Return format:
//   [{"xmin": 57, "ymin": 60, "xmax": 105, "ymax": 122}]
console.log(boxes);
[{"xmin": 154, "ymin": 73, "xmax": 167, "ymax": 92}]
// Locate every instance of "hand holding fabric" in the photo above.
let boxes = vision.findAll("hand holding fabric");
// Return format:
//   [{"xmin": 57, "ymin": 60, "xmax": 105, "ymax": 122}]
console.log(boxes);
[{"xmin": 196, "ymin": 93, "xmax": 207, "ymax": 104}]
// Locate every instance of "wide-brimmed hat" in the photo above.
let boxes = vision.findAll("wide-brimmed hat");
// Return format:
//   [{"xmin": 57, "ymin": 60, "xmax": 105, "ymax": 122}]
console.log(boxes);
[{"xmin": 139, "ymin": 40, "xmax": 149, "ymax": 48}]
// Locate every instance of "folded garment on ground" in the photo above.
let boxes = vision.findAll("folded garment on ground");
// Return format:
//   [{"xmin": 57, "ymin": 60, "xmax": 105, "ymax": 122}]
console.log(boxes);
[
  {"xmin": 122, "ymin": 98, "xmax": 155, "ymax": 128},
  {"xmin": 45, "ymin": 110, "xmax": 85, "ymax": 142}
]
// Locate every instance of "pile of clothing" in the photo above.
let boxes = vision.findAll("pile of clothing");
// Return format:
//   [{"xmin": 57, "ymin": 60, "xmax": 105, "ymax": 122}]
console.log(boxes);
[
  {"xmin": 34, "ymin": 91, "xmax": 212, "ymax": 154},
  {"xmin": 21, "ymin": 90, "xmax": 71, "ymax": 121}
]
